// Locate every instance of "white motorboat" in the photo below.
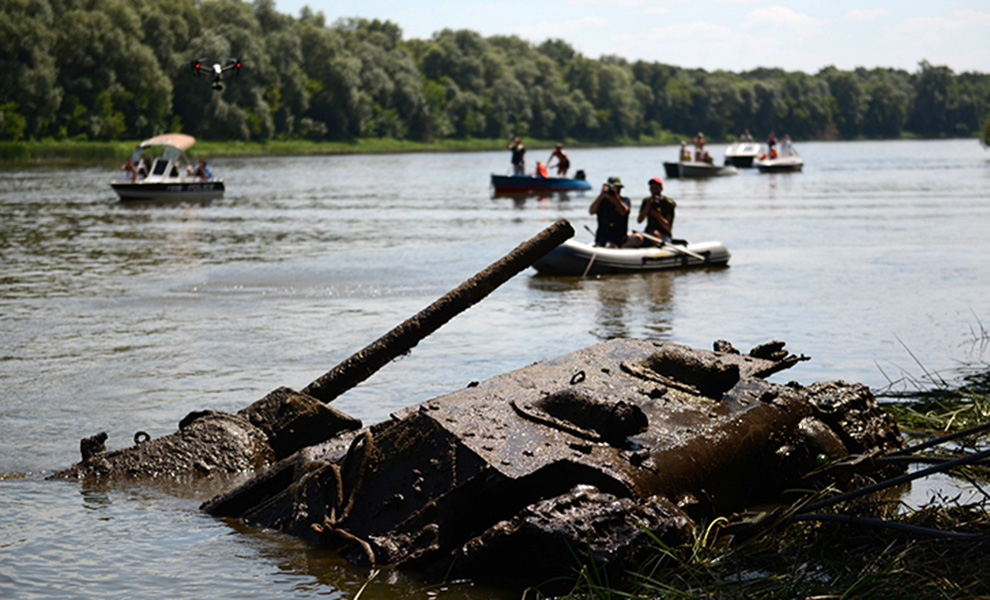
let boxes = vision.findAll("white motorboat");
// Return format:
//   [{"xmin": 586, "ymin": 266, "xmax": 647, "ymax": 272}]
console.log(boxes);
[
  {"xmin": 110, "ymin": 133, "xmax": 225, "ymax": 201},
  {"xmin": 723, "ymin": 141, "xmax": 762, "ymax": 167},
  {"xmin": 532, "ymin": 238, "xmax": 730, "ymax": 276},
  {"xmin": 754, "ymin": 142, "xmax": 804, "ymax": 173}
]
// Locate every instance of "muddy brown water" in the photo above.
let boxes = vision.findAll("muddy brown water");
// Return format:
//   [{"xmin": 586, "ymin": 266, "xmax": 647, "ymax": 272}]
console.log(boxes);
[{"xmin": 2, "ymin": 139, "xmax": 989, "ymax": 598}]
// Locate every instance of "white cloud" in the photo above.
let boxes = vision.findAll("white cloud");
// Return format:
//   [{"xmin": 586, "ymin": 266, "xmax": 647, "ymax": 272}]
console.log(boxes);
[
  {"xmin": 516, "ymin": 16, "xmax": 610, "ymax": 40},
  {"xmin": 871, "ymin": 9, "xmax": 990, "ymax": 71},
  {"xmin": 947, "ymin": 8, "xmax": 990, "ymax": 28},
  {"xmin": 885, "ymin": 11, "xmax": 987, "ymax": 49},
  {"xmin": 645, "ymin": 20, "xmax": 738, "ymax": 43},
  {"xmin": 608, "ymin": 21, "xmax": 753, "ymax": 68},
  {"xmin": 742, "ymin": 6, "xmax": 829, "ymax": 30},
  {"xmin": 845, "ymin": 8, "xmax": 889, "ymax": 22}
]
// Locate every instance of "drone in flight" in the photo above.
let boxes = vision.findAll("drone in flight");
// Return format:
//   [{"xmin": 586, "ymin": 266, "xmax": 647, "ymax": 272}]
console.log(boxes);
[{"xmin": 189, "ymin": 58, "xmax": 242, "ymax": 91}]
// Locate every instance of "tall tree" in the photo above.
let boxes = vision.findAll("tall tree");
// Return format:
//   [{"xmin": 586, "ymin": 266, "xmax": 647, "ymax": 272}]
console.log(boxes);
[
  {"xmin": 0, "ymin": 0, "xmax": 61, "ymax": 139},
  {"xmin": 820, "ymin": 66, "xmax": 867, "ymax": 138},
  {"xmin": 2, "ymin": 0, "xmax": 987, "ymax": 144},
  {"xmin": 909, "ymin": 60, "xmax": 953, "ymax": 137}
]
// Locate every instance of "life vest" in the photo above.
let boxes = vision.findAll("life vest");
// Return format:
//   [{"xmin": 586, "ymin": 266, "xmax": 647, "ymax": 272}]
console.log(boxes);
[{"xmin": 535, "ymin": 162, "xmax": 548, "ymax": 177}]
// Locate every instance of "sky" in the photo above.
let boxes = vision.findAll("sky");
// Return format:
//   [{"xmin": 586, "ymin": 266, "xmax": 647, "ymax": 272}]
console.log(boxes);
[{"xmin": 271, "ymin": 0, "xmax": 990, "ymax": 75}]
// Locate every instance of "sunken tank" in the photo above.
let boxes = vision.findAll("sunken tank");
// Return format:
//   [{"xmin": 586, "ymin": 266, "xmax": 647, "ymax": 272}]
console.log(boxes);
[{"xmin": 203, "ymin": 338, "xmax": 904, "ymax": 581}]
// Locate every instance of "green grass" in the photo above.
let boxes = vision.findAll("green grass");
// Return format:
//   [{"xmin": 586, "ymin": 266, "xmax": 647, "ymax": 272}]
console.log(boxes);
[
  {"xmin": 528, "ymin": 352, "xmax": 990, "ymax": 600},
  {"xmin": 0, "ymin": 132, "xmax": 687, "ymax": 167},
  {"xmin": 0, "ymin": 139, "xmax": 135, "ymax": 164},
  {"xmin": 531, "ymin": 497, "xmax": 990, "ymax": 599},
  {"xmin": 877, "ymin": 322, "xmax": 990, "ymax": 434}
]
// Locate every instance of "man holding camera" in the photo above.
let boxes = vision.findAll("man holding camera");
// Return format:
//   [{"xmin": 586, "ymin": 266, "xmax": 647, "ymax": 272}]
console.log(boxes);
[
  {"xmin": 589, "ymin": 176, "xmax": 634, "ymax": 247},
  {"xmin": 637, "ymin": 177, "xmax": 676, "ymax": 245}
]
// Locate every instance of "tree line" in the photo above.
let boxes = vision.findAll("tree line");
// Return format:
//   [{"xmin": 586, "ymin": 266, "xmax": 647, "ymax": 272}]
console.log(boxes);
[{"xmin": 3, "ymin": 0, "xmax": 989, "ymax": 144}]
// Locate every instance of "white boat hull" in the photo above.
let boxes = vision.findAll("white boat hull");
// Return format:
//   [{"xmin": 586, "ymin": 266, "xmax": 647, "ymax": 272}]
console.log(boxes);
[
  {"xmin": 111, "ymin": 179, "xmax": 225, "ymax": 201},
  {"xmin": 754, "ymin": 156, "xmax": 803, "ymax": 172},
  {"xmin": 678, "ymin": 162, "xmax": 738, "ymax": 178},
  {"xmin": 532, "ymin": 239, "xmax": 730, "ymax": 276}
]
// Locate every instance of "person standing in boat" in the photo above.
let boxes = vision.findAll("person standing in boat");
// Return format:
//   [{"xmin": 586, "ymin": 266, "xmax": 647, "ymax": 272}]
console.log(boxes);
[
  {"xmin": 766, "ymin": 131, "xmax": 778, "ymax": 159},
  {"xmin": 589, "ymin": 176, "xmax": 635, "ymax": 248},
  {"xmin": 781, "ymin": 134, "xmax": 793, "ymax": 156},
  {"xmin": 637, "ymin": 177, "xmax": 676, "ymax": 245},
  {"xmin": 120, "ymin": 158, "xmax": 137, "ymax": 182},
  {"xmin": 508, "ymin": 136, "xmax": 526, "ymax": 175},
  {"xmin": 546, "ymin": 143, "xmax": 570, "ymax": 176},
  {"xmin": 136, "ymin": 157, "xmax": 151, "ymax": 179},
  {"xmin": 740, "ymin": 129, "xmax": 754, "ymax": 142},
  {"xmin": 692, "ymin": 131, "xmax": 706, "ymax": 161}
]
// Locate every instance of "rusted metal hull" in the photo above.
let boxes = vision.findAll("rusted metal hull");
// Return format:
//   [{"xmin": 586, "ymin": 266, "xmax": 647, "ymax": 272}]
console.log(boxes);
[{"xmin": 204, "ymin": 339, "xmax": 903, "ymax": 580}]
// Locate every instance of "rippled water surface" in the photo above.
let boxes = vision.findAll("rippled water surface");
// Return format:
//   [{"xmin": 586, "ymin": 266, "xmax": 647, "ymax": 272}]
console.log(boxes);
[{"xmin": 2, "ymin": 139, "xmax": 989, "ymax": 598}]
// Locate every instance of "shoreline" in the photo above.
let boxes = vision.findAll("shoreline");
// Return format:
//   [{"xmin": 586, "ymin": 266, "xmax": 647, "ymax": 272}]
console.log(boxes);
[
  {"xmin": 0, "ymin": 134, "xmax": 685, "ymax": 167},
  {"xmin": 1, "ymin": 133, "xmax": 966, "ymax": 169}
]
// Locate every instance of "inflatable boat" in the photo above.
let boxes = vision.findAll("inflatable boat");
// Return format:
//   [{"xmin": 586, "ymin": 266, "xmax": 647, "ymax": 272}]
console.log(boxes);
[
  {"xmin": 491, "ymin": 172, "xmax": 592, "ymax": 193},
  {"xmin": 532, "ymin": 238, "xmax": 730, "ymax": 276}
]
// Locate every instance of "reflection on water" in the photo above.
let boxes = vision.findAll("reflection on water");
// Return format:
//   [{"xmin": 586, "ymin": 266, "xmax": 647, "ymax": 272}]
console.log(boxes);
[
  {"xmin": 229, "ymin": 517, "xmax": 517, "ymax": 600},
  {"xmin": 529, "ymin": 269, "xmax": 690, "ymax": 342},
  {"xmin": 595, "ymin": 275, "xmax": 634, "ymax": 339},
  {"xmin": 594, "ymin": 273, "xmax": 679, "ymax": 340},
  {"xmin": 118, "ymin": 197, "xmax": 217, "ymax": 210},
  {"xmin": 490, "ymin": 189, "xmax": 587, "ymax": 207},
  {"xmin": 2, "ymin": 139, "xmax": 989, "ymax": 599}
]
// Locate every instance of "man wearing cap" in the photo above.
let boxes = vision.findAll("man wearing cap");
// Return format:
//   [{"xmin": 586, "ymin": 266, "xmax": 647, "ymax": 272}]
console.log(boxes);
[
  {"xmin": 637, "ymin": 177, "xmax": 676, "ymax": 245},
  {"xmin": 589, "ymin": 176, "xmax": 633, "ymax": 247}
]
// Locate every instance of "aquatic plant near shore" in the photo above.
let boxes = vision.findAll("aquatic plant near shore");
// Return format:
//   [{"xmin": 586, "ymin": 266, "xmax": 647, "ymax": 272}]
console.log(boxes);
[
  {"xmin": 535, "ymin": 489, "xmax": 990, "ymax": 599},
  {"xmin": 530, "ymin": 363, "xmax": 990, "ymax": 600}
]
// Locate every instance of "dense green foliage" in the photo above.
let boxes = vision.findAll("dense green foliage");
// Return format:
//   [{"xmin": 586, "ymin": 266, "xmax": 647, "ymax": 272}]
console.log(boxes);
[{"xmin": 3, "ymin": 0, "xmax": 990, "ymax": 144}]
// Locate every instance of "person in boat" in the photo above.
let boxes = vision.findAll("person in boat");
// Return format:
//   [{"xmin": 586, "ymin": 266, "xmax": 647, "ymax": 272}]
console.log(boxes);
[
  {"xmin": 192, "ymin": 158, "xmax": 213, "ymax": 180},
  {"xmin": 679, "ymin": 141, "xmax": 692, "ymax": 162},
  {"xmin": 534, "ymin": 161, "xmax": 548, "ymax": 178},
  {"xmin": 637, "ymin": 177, "xmax": 676, "ymax": 245},
  {"xmin": 781, "ymin": 134, "xmax": 793, "ymax": 156},
  {"xmin": 692, "ymin": 132, "xmax": 706, "ymax": 161},
  {"xmin": 766, "ymin": 131, "xmax": 778, "ymax": 159},
  {"xmin": 546, "ymin": 143, "xmax": 570, "ymax": 176},
  {"xmin": 508, "ymin": 136, "xmax": 526, "ymax": 175},
  {"xmin": 136, "ymin": 157, "xmax": 151, "ymax": 179},
  {"xmin": 120, "ymin": 158, "xmax": 137, "ymax": 182},
  {"xmin": 589, "ymin": 176, "xmax": 637, "ymax": 248},
  {"xmin": 740, "ymin": 129, "xmax": 754, "ymax": 142}
]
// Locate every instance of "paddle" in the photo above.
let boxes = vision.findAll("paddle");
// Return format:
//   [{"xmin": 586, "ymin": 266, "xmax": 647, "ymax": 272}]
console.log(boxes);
[
  {"xmin": 581, "ymin": 250, "xmax": 598, "ymax": 278},
  {"xmin": 637, "ymin": 231, "xmax": 708, "ymax": 262},
  {"xmin": 581, "ymin": 225, "xmax": 599, "ymax": 278}
]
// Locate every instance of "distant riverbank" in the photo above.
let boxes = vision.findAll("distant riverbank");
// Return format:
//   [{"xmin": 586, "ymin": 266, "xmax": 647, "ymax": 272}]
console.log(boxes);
[
  {"xmin": 5, "ymin": 133, "xmax": 965, "ymax": 169},
  {"xmin": 0, "ymin": 133, "xmax": 687, "ymax": 167}
]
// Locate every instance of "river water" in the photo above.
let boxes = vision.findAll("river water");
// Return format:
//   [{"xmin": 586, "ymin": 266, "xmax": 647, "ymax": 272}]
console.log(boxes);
[{"xmin": 2, "ymin": 139, "xmax": 989, "ymax": 598}]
